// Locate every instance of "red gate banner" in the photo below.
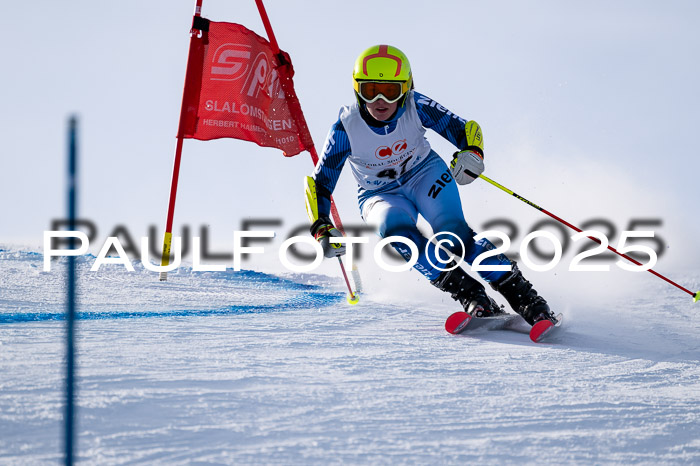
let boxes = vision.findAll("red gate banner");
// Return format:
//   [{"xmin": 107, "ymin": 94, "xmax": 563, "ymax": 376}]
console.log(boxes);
[{"xmin": 179, "ymin": 20, "xmax": 313, "ymax": 157}]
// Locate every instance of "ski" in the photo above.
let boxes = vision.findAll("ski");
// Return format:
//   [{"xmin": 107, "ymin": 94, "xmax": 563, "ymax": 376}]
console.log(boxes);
[
  {"xmin": 445, "ymin": 311, "xmax": 523, "ymax": 335},
  {"xmin": 445, "ymin": 311, "xmax": 563, "ymax": 343},
  {"xmin": 444, "ymin": 311, "xmax": 472, "ymax": 334},
  {"xmin": 529, "ymin": 313, "xmax": 564, "ymax": 343}
]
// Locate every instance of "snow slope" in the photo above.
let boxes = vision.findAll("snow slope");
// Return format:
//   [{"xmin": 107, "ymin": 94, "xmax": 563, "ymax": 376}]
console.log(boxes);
[{"xmin": 1, "ymin": 247, "xmax": 699, "ymax": 464}]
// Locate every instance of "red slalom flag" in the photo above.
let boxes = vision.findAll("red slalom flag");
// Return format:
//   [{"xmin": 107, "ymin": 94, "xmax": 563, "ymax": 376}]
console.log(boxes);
[{"xmin": 179, "ymin": 19, "xmax": 313, "ymax": 156}]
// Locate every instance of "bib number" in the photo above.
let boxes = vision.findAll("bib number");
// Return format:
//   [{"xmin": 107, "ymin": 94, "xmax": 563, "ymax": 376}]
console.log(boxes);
[{"xmin": 377, "ymin": 156, "xmax": 414, "ymax": 180}]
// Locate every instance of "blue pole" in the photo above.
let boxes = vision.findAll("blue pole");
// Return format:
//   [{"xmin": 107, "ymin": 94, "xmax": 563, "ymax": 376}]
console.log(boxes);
[{"xmin": 65, "ymin": 115, "xmax": 78, "ymax": 465}]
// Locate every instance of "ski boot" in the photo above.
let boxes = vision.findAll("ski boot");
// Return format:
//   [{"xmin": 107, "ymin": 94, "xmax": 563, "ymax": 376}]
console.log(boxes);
[
  {"xmin": 490, "ymin": 262, "xmax": 555, "ymax": 325},
  {"xmin": 431, "ymin": 265, "xmax": 503, "ymax": 317}
]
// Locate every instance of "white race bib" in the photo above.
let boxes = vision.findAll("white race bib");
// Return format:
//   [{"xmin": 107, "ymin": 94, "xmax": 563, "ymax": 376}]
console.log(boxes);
[{"xmin": 340, "ymin": 92, "xmax": 432, "ymax": 188}]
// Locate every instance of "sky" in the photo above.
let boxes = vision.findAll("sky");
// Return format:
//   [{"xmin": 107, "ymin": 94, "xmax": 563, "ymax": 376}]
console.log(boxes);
[{"xmin": 1, "ymin": 0, "xmax": 699, "ymax": 303}]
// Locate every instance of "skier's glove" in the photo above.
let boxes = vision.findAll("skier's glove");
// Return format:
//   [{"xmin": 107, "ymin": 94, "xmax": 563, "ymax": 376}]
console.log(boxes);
[
  {"xmin": 450, "ymin": 149, "xmax": 484, "ymax": 185},
  {"xmin": 310, "ymin": 216, "xmax": 346, "ymax": 258}
]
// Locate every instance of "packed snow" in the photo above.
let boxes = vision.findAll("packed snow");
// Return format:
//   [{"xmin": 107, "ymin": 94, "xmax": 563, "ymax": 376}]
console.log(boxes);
[{"xmin": 1, "ymin": 246, "xmax": 699, "ymax": 464}]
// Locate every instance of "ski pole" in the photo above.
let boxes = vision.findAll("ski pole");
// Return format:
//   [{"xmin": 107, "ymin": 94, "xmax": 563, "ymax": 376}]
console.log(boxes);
[
  {"xmin": 338, "ymin": 257, "xmax": 359, "ymax": 305},
  {"xmin": 478, "ymin": 174, "xmax": 699, "ymax": 303}
]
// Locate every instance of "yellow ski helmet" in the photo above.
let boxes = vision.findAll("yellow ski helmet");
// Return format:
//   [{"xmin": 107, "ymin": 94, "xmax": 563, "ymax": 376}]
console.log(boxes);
[{"xmin": 352, "ymin": 45, "xmax": 413, "ymax": 104}]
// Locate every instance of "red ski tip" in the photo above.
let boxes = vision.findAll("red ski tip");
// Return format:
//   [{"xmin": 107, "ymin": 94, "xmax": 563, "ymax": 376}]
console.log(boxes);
[
  {"xmin": 445, "ymin": 311, "xmax": 472, "ymax": 335},
  {"xmin": 529, "ymin": 319, "xmax": 555, "ymax": 343}
]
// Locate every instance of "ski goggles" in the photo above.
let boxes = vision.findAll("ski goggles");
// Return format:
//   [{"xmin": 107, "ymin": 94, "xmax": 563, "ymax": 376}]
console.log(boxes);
[{"xmin": 355, "ymin": 81, "xmax": 407, "ymax": 104}]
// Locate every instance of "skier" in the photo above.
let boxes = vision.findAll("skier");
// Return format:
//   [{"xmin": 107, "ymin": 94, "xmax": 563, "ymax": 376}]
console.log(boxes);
[{"xmin": 304, "ymin": 44, "xmax": 555, "ymax": 326}]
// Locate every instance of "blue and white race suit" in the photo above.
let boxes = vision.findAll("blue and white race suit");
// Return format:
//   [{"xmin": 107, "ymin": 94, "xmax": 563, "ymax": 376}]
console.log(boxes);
[{"xmin": 312, "ymin": 90, "xmax": 510, "ymax": 282}]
